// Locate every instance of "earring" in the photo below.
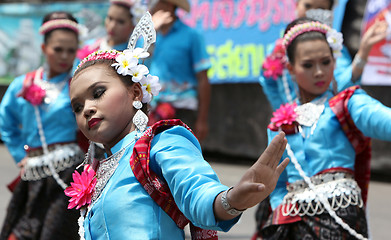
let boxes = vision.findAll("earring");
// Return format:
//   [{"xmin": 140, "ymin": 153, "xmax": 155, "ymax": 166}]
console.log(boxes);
[{"xmin": 132, "ymin": 100, "xmax": 148, "ymax": 136}]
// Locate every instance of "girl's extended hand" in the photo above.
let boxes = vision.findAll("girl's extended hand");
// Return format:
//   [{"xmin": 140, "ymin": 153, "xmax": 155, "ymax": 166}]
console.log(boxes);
[{"xmin": 214, "ymin": 132, "xmax": 289, "ymax": 221}]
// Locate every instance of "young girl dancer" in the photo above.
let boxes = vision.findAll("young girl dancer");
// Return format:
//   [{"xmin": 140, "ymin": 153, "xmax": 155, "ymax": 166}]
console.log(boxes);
[
  {"xmin": 66, "ymin": 13, "xmax": 289, "ymax": 240},
  {"xmin": 0, "ymin": 11, "xmax": 83, "ymax": 240},
  {"xmin": 77, "ymin": 0, "xmax": 136, "ymax": 59},
  {"xmin": 260, "ymin": 0, "xmax": 388, "ymax": 110},
  {"xmin": 259, "ymin": 18, "xmax": 391, "ymax": 239}
]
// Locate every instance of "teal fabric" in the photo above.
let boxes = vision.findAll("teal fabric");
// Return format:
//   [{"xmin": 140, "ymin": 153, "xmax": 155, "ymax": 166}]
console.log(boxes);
[
  {"xmin": 0, "ymin": 71, "xmax": 77, "ymax": 163},
  {"xmin": 84, "ymin": 126, "xmax": 239, "ymax": 240}
]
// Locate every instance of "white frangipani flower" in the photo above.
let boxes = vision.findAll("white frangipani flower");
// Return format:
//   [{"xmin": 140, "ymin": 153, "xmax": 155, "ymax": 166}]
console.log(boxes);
[
  {"xmin": 140, "ymin": 74, "xmax": 161, "ymax": 103},
  {"xmin": 123, "ymin": 48, "xmax": 150, "ymax": 60},
  {"xmin": 111, "ymin": 54, "xmax": 138, "ymax": 76},
  {"xmin": 326, "ymin": 29, "xmax": 343, "ymax": 57},
  {"xmin": 129, "ymin": 64, "xmax": 149, "ymax": 82}
]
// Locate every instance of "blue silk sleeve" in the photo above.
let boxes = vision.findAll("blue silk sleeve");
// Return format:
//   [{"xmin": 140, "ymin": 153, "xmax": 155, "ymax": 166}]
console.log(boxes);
[
  {"xmin": 0, "ymin": 75, "xmax": 26, "ymax": 163},
  {"xmin": 348, "ymin": 89, "xmax": 391, "ymax": 141},
  {"xmin": 150, "ymin": 126, "xmax": 240, "ymax": 231}
]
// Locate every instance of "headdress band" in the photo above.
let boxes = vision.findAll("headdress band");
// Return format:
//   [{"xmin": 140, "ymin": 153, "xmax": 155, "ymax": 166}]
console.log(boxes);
[
  {"xmin": 76, "ymin": 50, "xmax": 121, "ymax": 72},
  {"xmin": 283, "ymin": 21, "xmax": 343, "ymax": 58},
  {"xmin": 283, "ymin": 21, "xmax": 330, "ymax": 48},
  {"xmin": 39, "ymin": 19, "xmax": 80, "ymax": 35}
]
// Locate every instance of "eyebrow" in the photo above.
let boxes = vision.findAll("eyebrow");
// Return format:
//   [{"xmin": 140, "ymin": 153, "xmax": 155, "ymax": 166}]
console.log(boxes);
[{"xmin": 70, "ymin": 81, "xmax": 109, "ymax": 104}]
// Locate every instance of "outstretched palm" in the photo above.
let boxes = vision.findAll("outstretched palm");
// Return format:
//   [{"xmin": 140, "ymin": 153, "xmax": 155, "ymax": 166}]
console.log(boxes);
[{"xmin": 227, "ymin": 132, "xmax": 289, "ymax": 210}]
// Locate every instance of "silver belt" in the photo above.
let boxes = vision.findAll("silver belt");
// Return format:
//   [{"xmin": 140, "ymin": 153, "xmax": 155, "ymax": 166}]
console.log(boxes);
[
  {"xmin": 282, "ymin": 172, "xmax": 363, "ymax": 217},
  {"xmin": 287, "ymin": 172, "xmax": 354, "ymax": 192},
  {"xmin": 22, "ymin": 143, "xmax": 84, "ymax": 181}
]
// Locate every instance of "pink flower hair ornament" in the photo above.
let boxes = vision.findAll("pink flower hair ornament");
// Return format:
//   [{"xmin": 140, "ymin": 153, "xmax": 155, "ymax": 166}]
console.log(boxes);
[
  {"xmin": 64, "ymin": 166, "xmax": 97, "ymax": 210},
  {"xmin": 283, "ymin": 21, "xmax": 343, "ymax": 58},
  {"xmin": 262, "ymin": 39, "xmax": 287, "ymax": 80}
]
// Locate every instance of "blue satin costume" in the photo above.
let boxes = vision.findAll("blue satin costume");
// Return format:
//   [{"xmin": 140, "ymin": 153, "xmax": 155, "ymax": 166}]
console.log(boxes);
[
  {"xmin": 83, "ymin": 126, "xmax": 239, "ymax": 240},
  {"xmin": 260, "ymin": 43, "xmax": 355, "ymax": 110},
  {"xmin": 0, "ymin": 71, "xmax": 77, "ymax": 163},
  {"xmin": 267, "ymin": 89, "xmax": 391, "ymax": 210}
]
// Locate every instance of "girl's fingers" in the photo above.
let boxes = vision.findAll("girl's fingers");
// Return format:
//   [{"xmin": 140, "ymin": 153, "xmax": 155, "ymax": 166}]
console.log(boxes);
[
  {"xmin": 256, "ymin": 132, "xmax": 285, "ymax": 167},
  {"xmin": 274, "ymin": 136, "xmax": 287, "ymax": 169},
  {"xmin": 276, "ymin": 157, "xmax": 290, "ymax": 175}
]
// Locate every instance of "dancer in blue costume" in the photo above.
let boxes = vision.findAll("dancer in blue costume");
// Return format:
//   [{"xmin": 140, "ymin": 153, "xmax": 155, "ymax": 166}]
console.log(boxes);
[
  {"xmin": 259, "ymin": 0, "xmax": 388, "ymax": 110},
  {"xmin": 0, "ymin": 12, "xmax": 84, "ymax": 240},
  {"xmin": 77, "ymin": 0, "xmax": 136, "ymax": 59},
  {"xmin": 258, "ymin": 19, "xmax": 391, "ymax": 239},
  {"xmin": 66, "ymin": 13, "xmax": 289, "ymax": 240}
]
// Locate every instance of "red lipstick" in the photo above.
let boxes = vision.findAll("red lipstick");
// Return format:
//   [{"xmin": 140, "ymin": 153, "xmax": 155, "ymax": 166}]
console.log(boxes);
[
  {"xmin": 315, "ymin": 81, "xmax": 325, "ymax": 87},
  {"xmin": 88, "ymin": 118, "xmax": 102, "ymax": 129}
]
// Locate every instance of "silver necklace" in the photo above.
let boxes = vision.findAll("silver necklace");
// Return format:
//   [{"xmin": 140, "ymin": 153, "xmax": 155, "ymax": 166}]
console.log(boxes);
[
  {"xmin": 295, "ymin": 95, "xmax": 328, "ymax": 138},
  {"xmin": 91, "ymin": 138, "xmax": 136, "ymax": 202},
  {"xmin": 34, "ymin": 67, "xmax": 69, "ymax": 104}
]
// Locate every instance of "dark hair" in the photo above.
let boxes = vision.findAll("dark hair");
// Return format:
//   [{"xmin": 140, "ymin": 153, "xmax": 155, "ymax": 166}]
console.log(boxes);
[
  {"xmin": 298, "ymin": 0, "xmax": 334, "ymax": 10},
  {"xmin": 110, "ymin": 3, "xmax": 133, "ymax": 19},
  {"xmin": 42, "ymin": 11, "xmax": 79, "ymax": 43},
  {"xmin": 284, "ymin": 17, "xmax": 332, "ymax": 64},
  {"xmin": 328, "ymin": 0, "xmax": 335, "ymax": 10}
]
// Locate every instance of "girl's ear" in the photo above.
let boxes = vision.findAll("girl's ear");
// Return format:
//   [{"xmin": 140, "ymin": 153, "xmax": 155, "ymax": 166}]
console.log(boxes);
[
  {"xmin": 286, "ymin": 61, "xmax": 295, "ymax": 76},
  {"xmin": 41, "ymin": 43, "xmax": 46, "ymax": 54},
  {"xmin": 130, "ymin": 83, "xmax": 143, "ymax": 102}
]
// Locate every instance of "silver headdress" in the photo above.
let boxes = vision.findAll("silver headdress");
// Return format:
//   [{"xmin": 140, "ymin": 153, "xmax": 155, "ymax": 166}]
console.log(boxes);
[{"xmin": 306, "ymin": 9, "xmax": 333, "ymax": 27}]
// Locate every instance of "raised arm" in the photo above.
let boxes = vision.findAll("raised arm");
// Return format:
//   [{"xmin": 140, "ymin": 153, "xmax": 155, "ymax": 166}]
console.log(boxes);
[{"xmin": 213, "ymin": 131, "xmax": 289, "ymax": 221}]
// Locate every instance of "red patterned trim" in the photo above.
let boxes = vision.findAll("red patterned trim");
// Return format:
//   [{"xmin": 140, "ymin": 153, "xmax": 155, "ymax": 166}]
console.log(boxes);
[
  {"xmin": 130, "ymin": 119, "xmax": 218, "ymax": 240},
  {"xmin": 329, "ymin": 85, "xmax": 371, "ymax": 204}
]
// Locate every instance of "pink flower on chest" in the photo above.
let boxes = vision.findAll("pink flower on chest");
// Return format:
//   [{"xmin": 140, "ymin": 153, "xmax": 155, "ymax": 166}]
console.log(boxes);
[
  {"xmin": 271, "ymin": 103, "xmax": 298, "ymax": 128},
  {"xmin": 24, "ymin": 84, "xmax": 45, "ymax": 106},
  {"xmin": 64, "ymin": 166, "xmax": 97, "ymax": 209}
]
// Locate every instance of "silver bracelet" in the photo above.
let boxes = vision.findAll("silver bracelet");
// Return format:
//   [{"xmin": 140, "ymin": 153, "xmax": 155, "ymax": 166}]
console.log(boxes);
[
  {"xmin": 353, "ymin": 54, "xmax": 367, "ymax": 69},
  {"xmin": 221, "ymin": 187, "xmax": 245, "ymax": 216}
]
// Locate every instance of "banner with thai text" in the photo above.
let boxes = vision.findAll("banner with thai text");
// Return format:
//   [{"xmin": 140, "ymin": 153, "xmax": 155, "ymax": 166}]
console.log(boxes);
[
  {"xmin": 361, "ymin": 0, "xmax": 391, "ymax": 86},
  {"xmin": 0, "ymin": 0, "xmax": 348, "ymax": 85}
]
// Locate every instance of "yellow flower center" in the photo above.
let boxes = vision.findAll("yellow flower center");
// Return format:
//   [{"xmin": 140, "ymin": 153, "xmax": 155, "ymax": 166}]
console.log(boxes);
[
  {"xmin": 146, "ymin": 84, "xmax": 151, "ymax": 93},
  {"xmin": 122, "ymin": 60, "xmax": 129, "ymax": 68}
]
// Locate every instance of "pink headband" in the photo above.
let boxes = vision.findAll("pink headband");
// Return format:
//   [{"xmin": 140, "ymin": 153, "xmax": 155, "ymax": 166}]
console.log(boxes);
[
  {"xmin": 282, "ymin": 21, "xmax": 331, "ymax": 48},
  {"xmin": 75, "ymin": 50, "xmax": 121, "ymax": 74},
  {"xmin": 39, "ymin": 19, "xmax": 80, "ymax": 35}
]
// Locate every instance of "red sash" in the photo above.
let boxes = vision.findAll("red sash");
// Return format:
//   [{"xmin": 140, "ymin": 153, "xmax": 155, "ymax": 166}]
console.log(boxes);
[
  {"xmin": 129, "ymin": 119, "xmax": 218, "ymax": 240},
  {"xmin": 329, "ymin": 85, "xmax": 372, "ymax": 204}
]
